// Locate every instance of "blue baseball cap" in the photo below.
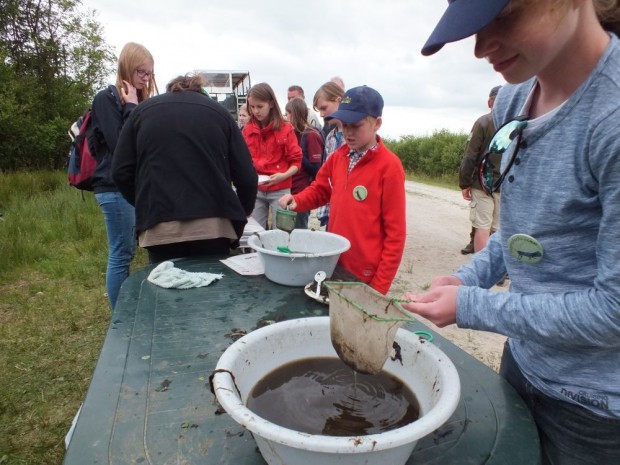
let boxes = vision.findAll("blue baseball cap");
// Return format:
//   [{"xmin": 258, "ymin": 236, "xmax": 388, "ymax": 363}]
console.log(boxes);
[
  {"xmin": 421, "ymin": 0, "xmax": 510, "ymax": 56},
  {"xmin": 324, "ymin": 86, "xmax": 384, "ymax": 123}
]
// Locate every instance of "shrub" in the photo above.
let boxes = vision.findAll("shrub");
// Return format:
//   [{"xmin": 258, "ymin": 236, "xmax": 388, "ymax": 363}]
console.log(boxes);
[{"xmin": 385, "ymin": 130, "xmax": 468, "ymax": 180}]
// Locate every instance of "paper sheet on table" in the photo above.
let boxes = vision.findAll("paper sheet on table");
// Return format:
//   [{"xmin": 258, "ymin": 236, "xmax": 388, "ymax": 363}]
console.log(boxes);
[{"xmin": 220, "ymin": 253, "xmax": 265, "ymax": 276}]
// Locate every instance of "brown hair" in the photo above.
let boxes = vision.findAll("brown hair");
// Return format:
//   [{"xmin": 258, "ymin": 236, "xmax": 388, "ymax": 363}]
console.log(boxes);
[
  {"xmin": 166, "ymin": 74, "xmax": 206, "ymax": 93},
  {"xmin": 288, "ymin": 85, "xmax": 305, "ymax": 97},
  {"xmin": 513, "ymin": 0, "xmax": 620, "ymax": 35},
  {"xmin": 313, "ymin": 81, "xmax": 345, "ymax": 111},
  {"xmin": 596, "ymin": 0, "xmax": 620, "ymax": 36},
  {"xmin": 247, "ymin": 82, "xmax": 286, "ymax": 130},
  {"xmin": 285, "ymin": 97, "xmax": 309, "ymax": 134},
  {"xmin": 115, "ymin": 42, "xmax": 158, "ymax": 103}
]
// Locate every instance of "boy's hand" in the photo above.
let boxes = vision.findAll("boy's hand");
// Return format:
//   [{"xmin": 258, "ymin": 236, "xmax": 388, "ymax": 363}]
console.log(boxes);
[
  {"xmin": 278, "ymin": 194, "xmax": 297, "ymax": 210},
  {"xmin": 401, "ymin": 285, "xmax": 459, "ymax": 327}
]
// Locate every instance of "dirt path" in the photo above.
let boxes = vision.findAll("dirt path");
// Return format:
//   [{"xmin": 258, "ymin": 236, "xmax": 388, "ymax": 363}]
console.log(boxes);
[{"xmin": 390, "ymin": 181, "xmax": 507, "ymax": 372}]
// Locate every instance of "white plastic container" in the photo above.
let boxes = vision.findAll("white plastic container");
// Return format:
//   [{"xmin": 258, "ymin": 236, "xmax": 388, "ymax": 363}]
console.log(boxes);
[
  {"xmin": 247, "ymin": 229, "xmax": 351, "ymax": 286},
  {"xmin": 212, "ymin": 317, "xmax": 461, "ymax": 465}
]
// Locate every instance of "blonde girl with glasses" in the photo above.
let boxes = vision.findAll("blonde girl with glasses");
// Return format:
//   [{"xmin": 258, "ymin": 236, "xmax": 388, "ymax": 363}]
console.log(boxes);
[{"xmin": 91, "ymin": 42, "xmax": 158, "ymax": 310}]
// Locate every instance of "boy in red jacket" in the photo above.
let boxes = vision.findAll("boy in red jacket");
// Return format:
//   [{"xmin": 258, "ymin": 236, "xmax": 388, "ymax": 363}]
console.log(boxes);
[{"xmin": 279, "ymin": 86, "xmax": 406, "ymax": 294}]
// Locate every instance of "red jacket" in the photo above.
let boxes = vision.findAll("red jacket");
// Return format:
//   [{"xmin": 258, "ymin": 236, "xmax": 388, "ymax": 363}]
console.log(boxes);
[
  {"xmin": 242, "ymin": 121, "xmax": 302, "ymax": 192},
  {"xmin": 291, "ymin": 127, "xmax": 324, "ymax": 194},
  {"xmin": 294, "ymin": 137, "xmax": 406, "ymax": 294}
]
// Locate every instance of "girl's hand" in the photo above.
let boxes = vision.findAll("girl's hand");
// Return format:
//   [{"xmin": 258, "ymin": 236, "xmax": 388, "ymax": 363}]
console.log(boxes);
[
  {"xmin": 267, "ymin": 172, "xmax": 288, "ymax": 185},
  {"xmin": 401, "ymin": 285, "xmax": 459, "ymax": 327},
  {"xmin": 121, "ymin": 80, "xmax": 138, "ymax": 105},
  {"xmin": 278, "ymin": 194, "xmax": 297, "ymax": 210}
]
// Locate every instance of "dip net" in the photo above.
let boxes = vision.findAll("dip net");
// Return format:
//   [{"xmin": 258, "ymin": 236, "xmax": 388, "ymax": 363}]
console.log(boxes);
[{"xmin": 325, "ymin": 281, "xmax": 414, "ymax": 375}]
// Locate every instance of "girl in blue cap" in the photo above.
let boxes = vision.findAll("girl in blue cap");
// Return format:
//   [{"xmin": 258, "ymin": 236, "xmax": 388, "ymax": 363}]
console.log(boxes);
[{"xmin": 404, "ymin": 1, "xmax": 620, "ymax": 464}]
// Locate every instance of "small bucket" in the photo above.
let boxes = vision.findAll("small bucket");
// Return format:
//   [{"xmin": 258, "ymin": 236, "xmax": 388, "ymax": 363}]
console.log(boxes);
[{"xmin": 275, "ymin": 207, "xmax": 297, "ymax": 232}]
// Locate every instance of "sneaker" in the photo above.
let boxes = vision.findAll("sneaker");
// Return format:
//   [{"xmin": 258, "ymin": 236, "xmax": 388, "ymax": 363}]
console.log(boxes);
[{"xmin": 461, "ymin": 242, "xmax": 474, "ymax": 255}]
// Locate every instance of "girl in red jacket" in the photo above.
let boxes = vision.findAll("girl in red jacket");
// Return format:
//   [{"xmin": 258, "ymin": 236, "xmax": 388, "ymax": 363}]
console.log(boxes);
[{"xmin": 242, "ymin": 83, "xmax": 302, "ymax": 229}]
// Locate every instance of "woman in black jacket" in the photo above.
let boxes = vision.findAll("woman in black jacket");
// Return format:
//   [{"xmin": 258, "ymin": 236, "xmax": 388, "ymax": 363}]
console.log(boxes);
[
  {"xmin": 91, "ymin": 42, "xmax": 158, "ymax": 309},
  {"xmin": 112, "ymin": 74, "xmax": 258, "ymax": 264}
]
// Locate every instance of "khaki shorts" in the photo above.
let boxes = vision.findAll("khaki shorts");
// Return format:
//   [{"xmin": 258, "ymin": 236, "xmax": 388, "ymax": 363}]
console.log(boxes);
[{"xmin": 469, "ymin": 188, "xmax": 500, "ymax": 230}]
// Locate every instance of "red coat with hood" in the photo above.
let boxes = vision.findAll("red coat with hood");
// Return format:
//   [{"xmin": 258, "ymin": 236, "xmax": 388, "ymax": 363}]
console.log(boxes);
[{"xmin": 242, "ymin": 120, "xmax": 302, "ymax": 192}]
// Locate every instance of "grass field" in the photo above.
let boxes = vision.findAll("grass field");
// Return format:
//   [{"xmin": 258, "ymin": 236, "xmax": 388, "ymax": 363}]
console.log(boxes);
[{"xmin": 0, "ymin": 171, "xmax": 148, "ymax": 465}]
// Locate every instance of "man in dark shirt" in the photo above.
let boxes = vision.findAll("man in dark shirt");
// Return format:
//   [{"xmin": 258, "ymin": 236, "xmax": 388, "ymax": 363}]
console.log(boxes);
[{"xmin": 459, "ymin": 86, "xmax": 501, "ymax": 254}]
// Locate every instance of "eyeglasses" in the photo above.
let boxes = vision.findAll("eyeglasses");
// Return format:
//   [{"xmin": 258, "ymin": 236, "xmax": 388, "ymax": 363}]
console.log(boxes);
[
  {"xmin": 135, "ymin": 69, "xmax": 153, "ymax": 79},
  {"xmin": 478, "ymin": 117, "xmax": 528, "ymax": 195}
]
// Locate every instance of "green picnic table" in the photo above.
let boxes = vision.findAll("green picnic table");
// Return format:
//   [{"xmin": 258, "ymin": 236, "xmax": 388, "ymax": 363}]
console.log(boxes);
[{"xmin": 63, "ymin": 256, "xmax": 541, "ymax": 464}]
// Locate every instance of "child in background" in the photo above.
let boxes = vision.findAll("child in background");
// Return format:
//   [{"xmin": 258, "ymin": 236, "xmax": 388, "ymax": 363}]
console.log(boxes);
[
  {"xmin": 238, "ymin": 104, "xmax": 250, "ymax": 129},
  {"xmin": 403, "ymin": 1, "xmax": 620, "ymax": 463},
  {"xmin": 279, "ymin": 86, "xmax": 406, "ymax": 295},
  {"xmin": 242, "ymin": 83, "xmax": 302, "ymax": 229},
  {"xmin": 312, "ymin": 81, "xmax": 345, "ymax": 227},
  {"xmin": 285, "ymin": 97, "xmax": 325, "ymax": 229}
]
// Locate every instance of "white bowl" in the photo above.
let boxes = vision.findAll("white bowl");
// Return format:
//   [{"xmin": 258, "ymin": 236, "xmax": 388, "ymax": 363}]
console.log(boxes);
[
  {"xmin": 213, "ymin": 317, "xmax": 461, "ymax": 465},
  {"xmin": 247, "ymin": 229, "xmax": 351, "ymax": 286}
]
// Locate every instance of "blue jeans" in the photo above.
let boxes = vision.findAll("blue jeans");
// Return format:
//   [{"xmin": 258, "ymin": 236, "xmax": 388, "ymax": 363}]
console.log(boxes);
[
  {"xmin": 95, "ymin": 192, "xmax": 136, "ymax": 310},
  {"xmin": 500, "ymin": 343, "xmax": 620, "ymax": 464}
]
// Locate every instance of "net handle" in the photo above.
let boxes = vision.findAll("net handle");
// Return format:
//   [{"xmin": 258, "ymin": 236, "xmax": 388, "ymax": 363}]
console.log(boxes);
[{"xmin": 325, "ymin": 281, "xmax": 415, "ymax": 323}]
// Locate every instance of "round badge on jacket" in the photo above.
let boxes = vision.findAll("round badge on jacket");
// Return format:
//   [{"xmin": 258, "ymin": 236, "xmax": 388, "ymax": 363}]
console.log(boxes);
[
  {"xmin": 508, "ymin": 234, "xmax": 544, "ymax": 264},
  {"xmin": 353, "ymin": 185, "xmax": 368, "ymax": 201}
]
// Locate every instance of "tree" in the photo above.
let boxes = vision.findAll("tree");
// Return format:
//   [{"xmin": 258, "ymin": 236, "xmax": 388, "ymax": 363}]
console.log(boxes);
[{"xmin": 0, "ymin": 0, "xmax": 116, "ymax": 170}]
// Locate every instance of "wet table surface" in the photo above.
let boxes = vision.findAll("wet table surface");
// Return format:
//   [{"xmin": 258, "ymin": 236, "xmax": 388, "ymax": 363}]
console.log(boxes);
[{"xmin": 64, "ymin": 257, "xmax": 541, "ymax": 464}]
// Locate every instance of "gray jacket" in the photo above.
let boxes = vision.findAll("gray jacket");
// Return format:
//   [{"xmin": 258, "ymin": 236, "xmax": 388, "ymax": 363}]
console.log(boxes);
[{"xmin": 454, "ymin": 34, "xmax": 620, "ymax": 419}]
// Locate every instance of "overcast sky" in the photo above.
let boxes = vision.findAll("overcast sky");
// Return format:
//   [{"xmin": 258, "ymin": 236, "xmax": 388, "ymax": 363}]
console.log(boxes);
[{"xmin": 85, "ymin": 0, "xmax": 505, "ymax": 139}]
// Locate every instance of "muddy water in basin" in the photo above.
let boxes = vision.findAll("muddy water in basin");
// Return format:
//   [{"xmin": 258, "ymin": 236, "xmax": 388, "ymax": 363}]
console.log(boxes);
[{"xmin": 246, "ymin": 357, "xmax": 420, "ymax": 436}]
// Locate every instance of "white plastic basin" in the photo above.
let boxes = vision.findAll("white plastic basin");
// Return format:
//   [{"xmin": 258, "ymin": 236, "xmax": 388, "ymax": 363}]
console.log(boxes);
[
  {"xmin": 212, "ymin": 317, "xmax": 461, "ymax": 465},
  {"xmin": 247, "ymin": 229, "xmax": 351, "ymax": 286}
]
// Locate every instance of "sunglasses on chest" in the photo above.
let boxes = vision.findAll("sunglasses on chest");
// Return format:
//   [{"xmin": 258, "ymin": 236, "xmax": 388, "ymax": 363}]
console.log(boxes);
[{"xmin": 478, "ymin": 116, "xmax": 528, "ymax": 195}]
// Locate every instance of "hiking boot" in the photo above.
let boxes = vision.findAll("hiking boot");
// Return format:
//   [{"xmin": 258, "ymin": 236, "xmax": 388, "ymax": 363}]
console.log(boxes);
[{"xmin": 461, "ymin": 242, "xmax": 474, "ymax": 255}]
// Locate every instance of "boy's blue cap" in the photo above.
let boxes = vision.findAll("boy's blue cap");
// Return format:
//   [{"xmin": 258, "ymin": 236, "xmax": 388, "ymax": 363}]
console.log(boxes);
[
  {"xmin": 324, "ymin": 86, "xmax": 383, "ymax": 123},
  {"xmin": 421, "ymin": 0, "xmax": 510, "ymax": 56}
]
